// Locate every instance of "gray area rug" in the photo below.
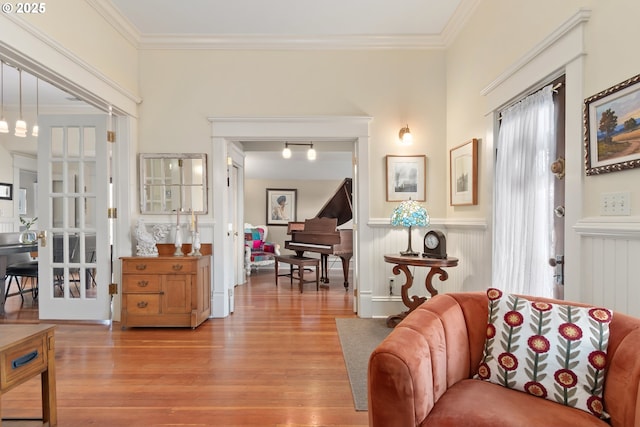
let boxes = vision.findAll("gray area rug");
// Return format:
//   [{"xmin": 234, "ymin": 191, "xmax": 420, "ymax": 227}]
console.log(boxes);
[{"xmin": 335, "ymin": 317, "xmax": 391, "ymax": 411}]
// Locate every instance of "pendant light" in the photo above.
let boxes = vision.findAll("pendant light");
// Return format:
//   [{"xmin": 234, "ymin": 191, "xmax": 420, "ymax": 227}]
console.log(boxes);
[
  {"xmin": 0, "ymin": 61, "xmax": 8, "ymax": 133},
  {"xmin": 14, "ymin": 68, "xmax": 27, "ymax": 138},
  {"xmin": 307, "ymin": 142, "xmax": 316, "ymax": 161},
  {"xmin": 31, "ymin": 77, "xmax": 39, "ymax": 137}
]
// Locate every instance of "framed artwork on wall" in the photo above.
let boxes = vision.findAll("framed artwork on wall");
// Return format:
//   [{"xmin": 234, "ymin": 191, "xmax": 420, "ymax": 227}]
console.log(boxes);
[
  {"xmin": 0, "ymin": 183, "xmax": 13, "ymax": 200},
  {"xmin": 385, "ymin": 155, "xmax": 426, "ymax": 201},
  {"xmin": 450, "ymin": 138, "xmax": 478, "ymax": 206},
  {"xmin": 584, "ymin": 73, "xmax": 640, "ymax": 175},
  {"xmin": 266, "ymin": 188, "xmax": 297, "ymax": 226}
]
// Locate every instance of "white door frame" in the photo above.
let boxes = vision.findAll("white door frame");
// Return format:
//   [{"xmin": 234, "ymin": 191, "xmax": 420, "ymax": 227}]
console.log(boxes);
[{"xmin": 208, "ymin": 116, "xmax": 372, "ymax": 318}]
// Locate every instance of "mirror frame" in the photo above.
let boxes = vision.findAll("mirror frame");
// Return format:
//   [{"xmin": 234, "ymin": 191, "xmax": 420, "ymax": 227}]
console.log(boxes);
[{"xmin": 139, "ymin": 153, "xmax": 208, "ymax": 215}]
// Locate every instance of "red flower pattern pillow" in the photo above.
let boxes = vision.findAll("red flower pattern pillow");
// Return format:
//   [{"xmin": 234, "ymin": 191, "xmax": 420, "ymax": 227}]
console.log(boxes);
[{"xmin": 476, "ymin": 288, "xmax": 613, "ymax": 418}]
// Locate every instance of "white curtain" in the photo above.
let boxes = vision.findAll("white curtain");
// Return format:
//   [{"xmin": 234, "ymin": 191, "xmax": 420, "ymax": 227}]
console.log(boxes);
[{"xmin": 493, "ymin": 85, "xmax": 555, "ymax": 297}]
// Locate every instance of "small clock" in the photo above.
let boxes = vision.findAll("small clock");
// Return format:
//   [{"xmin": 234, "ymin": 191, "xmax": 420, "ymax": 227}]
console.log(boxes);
[{"xmin": 423, "ymin": 230, "xmax": 447, "ymax": 259}]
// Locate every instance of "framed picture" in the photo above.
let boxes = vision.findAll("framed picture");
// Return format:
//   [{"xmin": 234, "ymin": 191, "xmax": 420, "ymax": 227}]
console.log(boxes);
[
  {"xmin": 266, "ymin": 188, "xmax": 297, "ymax": 226},
  {"xmin": 584, "ymin": 73, "xmax": 640, "ymax": 175},
  {"xmin": 450, "ymin": 138, "xmax": 479, "ymax": 206},
  {"xmin": 0, "ymin": 183, "xmax": 12, "ymax": 200},
  {"xmin": 385, "ymin": 155, "xmax": 426, "ymax": 201}
]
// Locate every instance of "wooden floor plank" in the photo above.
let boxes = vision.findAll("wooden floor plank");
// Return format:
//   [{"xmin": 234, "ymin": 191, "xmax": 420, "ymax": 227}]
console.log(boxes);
[{"xmin": 1, "ymin": 270, "xmax": 368, "ymax": 426}]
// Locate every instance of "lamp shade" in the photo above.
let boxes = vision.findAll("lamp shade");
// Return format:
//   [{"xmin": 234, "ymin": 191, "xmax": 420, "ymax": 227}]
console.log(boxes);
[
  {"xmin": 391, "ymin": 199, "xmax": 429, "ymax": 256},
  {"xmin": 391, "ymin": 199, "xmax": 429, "ymax": 228}
]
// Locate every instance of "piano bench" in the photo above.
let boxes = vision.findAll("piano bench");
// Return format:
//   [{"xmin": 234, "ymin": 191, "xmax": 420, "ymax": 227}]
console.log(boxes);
[{"xmin": 274, "ymin": 255, "xmax": 320, "ymax": 293}]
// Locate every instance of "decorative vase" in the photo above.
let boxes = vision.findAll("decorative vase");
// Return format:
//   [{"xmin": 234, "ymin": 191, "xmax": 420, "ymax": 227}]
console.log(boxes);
[{"xmin": 19, "ymin": 230, "xmax": 38, "ymax": 244}]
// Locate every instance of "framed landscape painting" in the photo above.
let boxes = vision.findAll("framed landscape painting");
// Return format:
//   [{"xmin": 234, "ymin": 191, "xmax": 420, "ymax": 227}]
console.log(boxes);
[
  {"xmin": 584, "ymin": 73, "xmax": 640, "ymax": 175},
  {"xmin": 450, "ymin": 139, "xmax": 478, "ymax": 206},
  {"xmin": 385, "ymin": 155, "xmax": 426, "ymax": 201}
]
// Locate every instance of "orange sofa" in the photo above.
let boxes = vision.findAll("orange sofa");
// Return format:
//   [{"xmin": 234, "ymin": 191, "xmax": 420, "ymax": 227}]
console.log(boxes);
[{"xmin": 368, "ymin": 292, "xmax": 640, "ymax": 427}]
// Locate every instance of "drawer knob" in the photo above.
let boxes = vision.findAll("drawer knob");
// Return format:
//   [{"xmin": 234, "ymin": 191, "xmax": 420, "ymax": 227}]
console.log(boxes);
[
  {"xmin": 137, "ymin": 301, "xmax": 148, "ymax": 308},
  {"xmin": 137, "ymin": 280, "xmax": 149, "ymax": 287},
  {"xmin": 135, "ymin": 264, "xmax": 147, "ymax": 271},
  {"xmin": 172, "ymin": 264, "xmax": 183, "ymax": 271}
]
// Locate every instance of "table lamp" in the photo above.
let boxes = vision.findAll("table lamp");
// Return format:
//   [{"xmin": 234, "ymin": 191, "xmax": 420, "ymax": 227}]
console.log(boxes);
[{"xmin": 391, "ymin": 199, "xmax": 429, "ymax": 256}]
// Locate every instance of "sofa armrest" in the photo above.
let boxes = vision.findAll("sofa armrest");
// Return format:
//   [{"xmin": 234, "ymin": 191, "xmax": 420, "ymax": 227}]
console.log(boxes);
[{"xmin": 369, "ymin": 305, "xmax": 453, "ymax": 427}]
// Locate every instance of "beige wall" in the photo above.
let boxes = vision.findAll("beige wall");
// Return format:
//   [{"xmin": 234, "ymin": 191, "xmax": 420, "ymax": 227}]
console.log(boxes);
[
  {"xmin": 446, "ymin": 0, "xmax": 640, "ymax": 218},
  {"xmin": 244, "ymin": 178, "xmax": 344, "ymax": 251},
  {"xmin": 19, "ymin": 0, "xmax": 139, "ymax": 97},
  {"xmin": 137, "ymin": 49, "xmax": 447, "ymax": 219}
]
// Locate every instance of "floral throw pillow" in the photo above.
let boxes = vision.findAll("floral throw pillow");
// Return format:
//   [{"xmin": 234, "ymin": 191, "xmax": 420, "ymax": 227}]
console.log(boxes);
[{"xmin": 475, "ymin": 288, "xmax": 613, "ymax": 418}]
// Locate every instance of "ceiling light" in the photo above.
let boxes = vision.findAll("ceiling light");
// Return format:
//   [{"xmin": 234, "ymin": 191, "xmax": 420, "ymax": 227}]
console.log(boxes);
[
  {"xmin": 0, "ymin": 61, "xmax": 8, "ymax": 134},
  {"xmin": 32, "ymin": 77, "xmax": 39, "ymax": 137},
  {"xmin": 15, "ymin": 68, "xmax": 26, "ymax": 138},
  {"xmin": 398, "ymin": 124, "xmax": 412, "ymax": 145},
  {"xmin": 307, "ymin": 143, "xmax": 316, "ymax": 161},
  {"xmin": 282, "ymin": 142, "xmax": 292, "ymax": 159}
]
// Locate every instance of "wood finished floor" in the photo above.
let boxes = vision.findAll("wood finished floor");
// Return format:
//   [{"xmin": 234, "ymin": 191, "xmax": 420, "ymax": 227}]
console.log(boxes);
[{"xmin": 1, "ymin": 269, "xmax": 368, "ymax": 427}]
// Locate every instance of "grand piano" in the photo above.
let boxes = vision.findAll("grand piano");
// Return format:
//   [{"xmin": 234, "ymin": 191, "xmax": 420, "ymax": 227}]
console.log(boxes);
[{"xmin": 285, "ymin": 178, "xmax": 353, "ymax": 289}]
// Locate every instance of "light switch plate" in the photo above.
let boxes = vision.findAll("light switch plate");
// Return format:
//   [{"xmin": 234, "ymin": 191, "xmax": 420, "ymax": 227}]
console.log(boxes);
[{"xmin": 600, "ymin": 191, "xmax": 631, "ymax": 216}]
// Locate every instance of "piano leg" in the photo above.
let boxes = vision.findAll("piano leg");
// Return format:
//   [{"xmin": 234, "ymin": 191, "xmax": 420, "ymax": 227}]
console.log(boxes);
[
  {"xmin": 340, "ymin": 255, "xmax": 352, "ymax": 290},
  {"xmin": 321, "ymin": 254, "xmax": 329, "ymax": 283}
]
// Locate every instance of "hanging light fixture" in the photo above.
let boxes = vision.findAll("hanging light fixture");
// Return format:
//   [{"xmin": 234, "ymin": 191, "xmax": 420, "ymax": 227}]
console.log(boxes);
[
  {"xmin": 398, "ymin": 124, "xmax": 413, "ymax": 145},
  {"xmin": 282, "ymin": 142, "xmax": 316, "ymax": 160},
  {"xmin": 0, "ymin": 61, "xmax": 8, "ymax": 134},
  {"xmin": 282, "ymin": 142, "xmax": 292, "ymax": 159},
  {"xmin": 307, "ymin": 142, "xmax": 316, "ymax": 161},
  {"xmin": 31, "ymin": 77, "xmax": 39, "ymax": 137},
  {"xmin": 14, "ymin": 68, "xmax": 27, "ymax": 138}
]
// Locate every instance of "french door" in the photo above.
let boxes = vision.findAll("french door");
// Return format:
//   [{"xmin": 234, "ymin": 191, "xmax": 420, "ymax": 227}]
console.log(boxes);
[{"xmin": 37, "ymin": 115, "xmax": 112, "ymax": 320}]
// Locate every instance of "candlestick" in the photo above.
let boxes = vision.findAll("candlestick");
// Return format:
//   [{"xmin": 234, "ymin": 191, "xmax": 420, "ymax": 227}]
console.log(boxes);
[
  {"xmin": 190, "ymin": 209, "xmax": 195, "ymax": 231},
  {"xmin": 195, "ymin": 213, "xmax": 198, "ymax": 232},
  {"xmin": 176, "ymin": 208, "xmax": 180, "ymax": 226}
]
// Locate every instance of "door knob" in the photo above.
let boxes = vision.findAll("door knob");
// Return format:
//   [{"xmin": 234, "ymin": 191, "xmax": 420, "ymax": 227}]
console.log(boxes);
[{"xmin": 37, "ymin": 230, "xmax": 47, "ymax": 247}]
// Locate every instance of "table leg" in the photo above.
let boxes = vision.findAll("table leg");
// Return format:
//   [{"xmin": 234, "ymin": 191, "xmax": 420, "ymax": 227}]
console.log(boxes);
[{"xmin": 41, "ymin": 332, "xmax": 57, "ymax": 426}]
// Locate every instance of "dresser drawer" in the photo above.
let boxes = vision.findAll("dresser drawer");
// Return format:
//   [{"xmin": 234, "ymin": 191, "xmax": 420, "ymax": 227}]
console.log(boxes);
[
  {"xmin": 122, "ymin": 259, "xmax": 195, "ymax": 274},
  {"xmin": 123, "ymin": 275, "xmax": 161, "ymax": 292},
  {"xmin": 1, "ymin": 334, "xmax": 47, "ymax": 390},
  {"xmin": 124, "ymin": 294, "xmax": 161, "ymax": 315}
]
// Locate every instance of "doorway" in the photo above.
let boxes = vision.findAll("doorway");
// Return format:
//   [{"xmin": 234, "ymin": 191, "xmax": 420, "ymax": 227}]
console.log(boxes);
[{"xmin": 209, "ymin": 116, "xmax": 373, "ymax": 319}]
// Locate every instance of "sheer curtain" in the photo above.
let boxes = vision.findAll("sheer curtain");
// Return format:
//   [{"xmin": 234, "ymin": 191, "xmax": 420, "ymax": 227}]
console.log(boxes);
[{"xmin": 492, "ymin": 85, "xmax": 555, "ymax": 297}]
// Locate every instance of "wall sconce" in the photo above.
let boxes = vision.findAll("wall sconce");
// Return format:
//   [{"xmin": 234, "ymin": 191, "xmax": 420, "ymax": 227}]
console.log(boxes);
[
  {"xmin": 0, "ymin": 61, "xmax": 8, "ymax": 133},
  {"xmin": 282, "ymin": 142, "xmax": 316, "ymax": 161},
  {"xmin": 398, "ymin": 124, "xmax": 413, "ymax": 145},
  {"xmin": 14, "ymin": 68, "xmax": 27, "ymax": 138}
]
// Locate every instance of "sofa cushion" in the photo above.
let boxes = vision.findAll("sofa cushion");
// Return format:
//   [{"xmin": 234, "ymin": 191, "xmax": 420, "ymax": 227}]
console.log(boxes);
[
  {"xmin": 476, "ymin": 288, "xmax": 612, "ymax": 418},
  {"xmin": 424, "ymin": 379, "xmax": 611, "ymax": 427}
]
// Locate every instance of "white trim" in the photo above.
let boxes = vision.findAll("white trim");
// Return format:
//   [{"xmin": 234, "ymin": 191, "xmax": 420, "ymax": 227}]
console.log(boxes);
[
  {"xmin": 574, "ymin": 217, "xmax": 640, "ymax": 238},
  {"xmin": 209, "ymin": 116, "xmax": 372, "ymax": 318}
]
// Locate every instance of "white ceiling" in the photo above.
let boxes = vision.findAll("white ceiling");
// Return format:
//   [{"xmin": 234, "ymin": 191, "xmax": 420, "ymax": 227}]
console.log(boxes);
[{"xmin": 109, "ymin": 0, "xmax": 463, "ymax": 36}]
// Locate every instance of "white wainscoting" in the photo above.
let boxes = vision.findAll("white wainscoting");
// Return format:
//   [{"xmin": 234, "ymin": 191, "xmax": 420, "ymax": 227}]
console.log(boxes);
[
  {"xmin": 366, "ymin": 218, "xmax": 489, "ymax": 317},
  {"xmin": 0, "ymin": 220, "xmax": 15, "ymax": 233},
  {"xmin": 574, "ymin": 217, "xmax": 640, "ymax": 318}
]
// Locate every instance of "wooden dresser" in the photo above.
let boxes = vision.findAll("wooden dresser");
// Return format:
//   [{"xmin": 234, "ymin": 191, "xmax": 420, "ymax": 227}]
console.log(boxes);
[{"xmin": 120, "ymin": 249, "xmax": 211, "ymax": 329}]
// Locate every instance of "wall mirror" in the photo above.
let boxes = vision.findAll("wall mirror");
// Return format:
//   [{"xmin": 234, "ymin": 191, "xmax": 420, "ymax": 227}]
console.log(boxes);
[{"xmin": 139, "ymin": 153, "xmax": 208, "ymax": 214}]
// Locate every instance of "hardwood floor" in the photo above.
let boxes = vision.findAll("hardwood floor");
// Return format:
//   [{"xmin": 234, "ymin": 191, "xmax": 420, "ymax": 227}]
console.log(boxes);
[{"xmin": 1, "ymin": 269, "xmax": 369, "ymax": 426}]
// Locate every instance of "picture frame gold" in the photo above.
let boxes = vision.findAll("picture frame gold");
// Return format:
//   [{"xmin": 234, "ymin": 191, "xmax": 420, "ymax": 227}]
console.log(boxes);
[
  {"xmin": 450, "ymin": 138, "xmax": 478, "ymax": 206},
  {"xmin": 584, "ymin": 73, "xmax": 640, "ymax": 175}
]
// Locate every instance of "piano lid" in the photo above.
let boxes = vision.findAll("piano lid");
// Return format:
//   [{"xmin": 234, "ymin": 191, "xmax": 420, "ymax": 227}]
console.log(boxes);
[{"xmin": 316, "ymin": 178, "xmax": 353, "ymax": 226}]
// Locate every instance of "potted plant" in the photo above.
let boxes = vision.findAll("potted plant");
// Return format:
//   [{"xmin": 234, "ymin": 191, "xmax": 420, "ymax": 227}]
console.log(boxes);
[{"xmin": 19, "ymin": 216, "xmax": 38, "ymax": 244}]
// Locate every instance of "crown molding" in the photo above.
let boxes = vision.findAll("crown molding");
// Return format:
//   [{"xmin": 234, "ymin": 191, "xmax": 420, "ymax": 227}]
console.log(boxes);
[
  {"xmin": 441, "ymin": 0, "xmax": 481, "ymax": 48},
  {"xmin": 86, "ymin": 0, "xmax": 140, "ymax": 48},
  {"xmin": 137, "ymin": 33, "xmax": 446, "ymax": 51}
]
